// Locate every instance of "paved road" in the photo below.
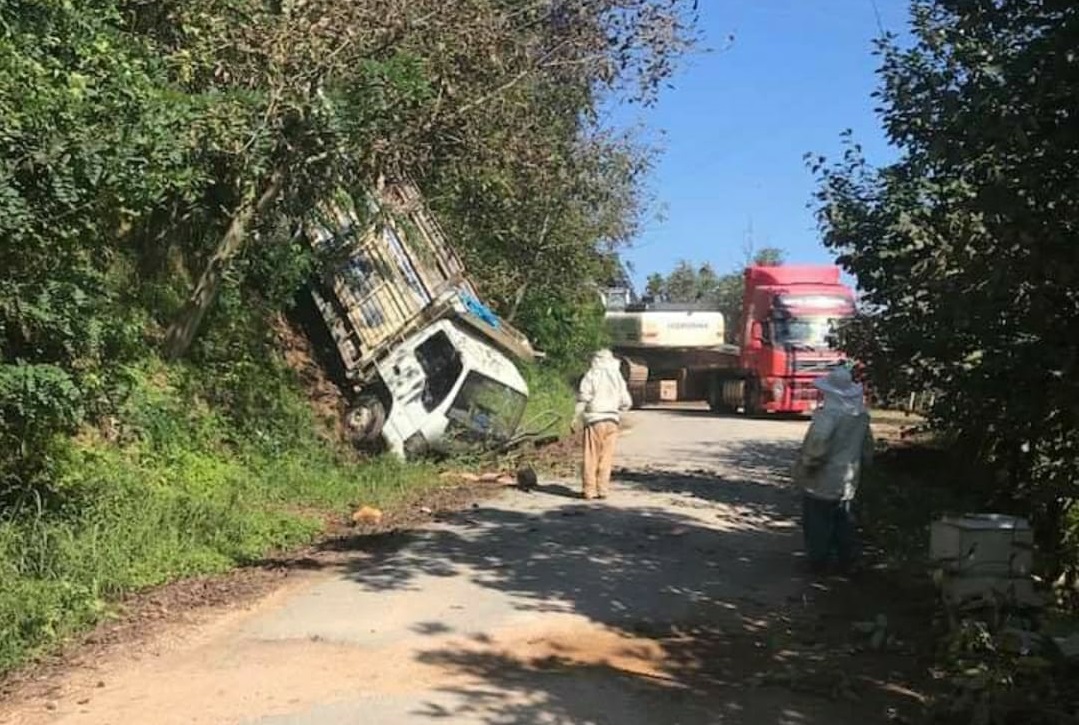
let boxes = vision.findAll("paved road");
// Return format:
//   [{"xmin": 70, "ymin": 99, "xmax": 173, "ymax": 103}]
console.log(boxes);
[{"xmin": 7, "ymin": 408, "xmax": 901, "ymax": 725}]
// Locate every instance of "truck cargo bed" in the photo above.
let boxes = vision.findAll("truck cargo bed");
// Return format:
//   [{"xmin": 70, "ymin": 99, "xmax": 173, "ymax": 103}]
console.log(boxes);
[{"xmin": 308, "ymin": 182, "xmax": 533, "ymax": 382}]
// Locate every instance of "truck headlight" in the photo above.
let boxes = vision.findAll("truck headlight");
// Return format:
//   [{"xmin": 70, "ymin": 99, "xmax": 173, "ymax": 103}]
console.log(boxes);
[{"xmin": 771, "ymin": 379, "xmax": 785, "ymax": 401}]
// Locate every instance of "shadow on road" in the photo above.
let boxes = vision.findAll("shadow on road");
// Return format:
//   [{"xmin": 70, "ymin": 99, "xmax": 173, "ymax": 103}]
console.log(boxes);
[
  {"xmin": 621, "ymin": 435, "xmax": 807, "ymax": 491},
  {"xmin": 316, "ymin": 451, "xmax": 930, "ymax": 724},
  {"xmin": 529, "ymin": 482, "xmax": 580, "ymax": 499},
  {"xmin": 616, "ymin": 438, "xmax": 802, "ymax": 504}
]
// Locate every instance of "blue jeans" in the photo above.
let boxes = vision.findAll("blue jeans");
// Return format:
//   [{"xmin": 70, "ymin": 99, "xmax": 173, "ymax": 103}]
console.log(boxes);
[{"xmin": 802, "ymin": 494, "xmax": 858, "ymax": 571}]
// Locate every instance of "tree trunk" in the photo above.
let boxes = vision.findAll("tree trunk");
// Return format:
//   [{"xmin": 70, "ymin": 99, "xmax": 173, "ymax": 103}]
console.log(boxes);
[
  {"xmin": 507, "ymin": 279, "xmax": 530, "ymax": 323},
  {"xmin": 162, "ymin": 169, "xmax": 285, "ymax": 360},
  {"xmin": 507, "ymin": 212, "xmax": 551, "ymax": 324}
]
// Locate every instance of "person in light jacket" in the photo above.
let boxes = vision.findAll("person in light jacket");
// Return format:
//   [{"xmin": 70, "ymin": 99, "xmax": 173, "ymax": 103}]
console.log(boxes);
[
  {"xmin": 572, "ymin": 349, "xmax": 633, "ymax": 500},
  {"xmin": 793, "ymin": 366, "xmax": 874, "ymax": 574}
]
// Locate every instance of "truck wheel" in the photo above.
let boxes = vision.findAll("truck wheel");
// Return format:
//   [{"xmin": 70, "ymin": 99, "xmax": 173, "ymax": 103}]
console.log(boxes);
[
  {"xmin": 346, "ymin": 396, "xmax": 386, "ymax": 442},
  {"xmin": 708, "ymin": 378, "xmax": 736, "ymax": 415},
  {"xmin": 743, "ymin": 379, "xmax": 762, "ymax": 417},
  {"xmin": 707, "ymin": 380, "xmax": 725, "ymax": 414}
]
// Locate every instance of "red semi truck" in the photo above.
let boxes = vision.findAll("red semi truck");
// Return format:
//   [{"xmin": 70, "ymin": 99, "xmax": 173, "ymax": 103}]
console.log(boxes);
[{"xmin": 605, "ymin": 265, "xmax": 856, "ymax": 415}]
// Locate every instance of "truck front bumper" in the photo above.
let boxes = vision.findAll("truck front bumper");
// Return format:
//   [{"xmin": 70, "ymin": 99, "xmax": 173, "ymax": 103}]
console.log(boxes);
[{"xmin": 761, "ymin": 378, "xmax": 821, "ymax": 414}]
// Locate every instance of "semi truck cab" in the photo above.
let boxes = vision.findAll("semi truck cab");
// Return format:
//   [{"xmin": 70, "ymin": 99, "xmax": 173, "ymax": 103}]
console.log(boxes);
[{"xmin": 738, "ymin": 267, "xmax": 855, "ymax": 413}]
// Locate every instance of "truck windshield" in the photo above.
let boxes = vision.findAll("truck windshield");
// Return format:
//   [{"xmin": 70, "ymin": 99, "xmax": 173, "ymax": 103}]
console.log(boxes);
[
  {"xmin": 446, "ymin": 371, "xmax": 527, "ymax": 441},
  {"xmin": 773, "ymin": 316, "xmax": 843, "ymax": 349}
]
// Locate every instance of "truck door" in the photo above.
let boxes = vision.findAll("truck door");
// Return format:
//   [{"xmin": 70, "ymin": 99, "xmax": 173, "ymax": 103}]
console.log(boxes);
[
  {"xmin": 741, "ymin": 299, "xmax": 767, "ymax": 369},
  {"xmin": 378, "ymin": 328, "xmax": 465, "ymax": 447}
]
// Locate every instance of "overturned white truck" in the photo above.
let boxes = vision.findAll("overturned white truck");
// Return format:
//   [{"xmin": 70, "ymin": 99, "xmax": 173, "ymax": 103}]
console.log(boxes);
[{"xmin": 307, "ymin": 181, "xmax": 536, "ymax": 459}]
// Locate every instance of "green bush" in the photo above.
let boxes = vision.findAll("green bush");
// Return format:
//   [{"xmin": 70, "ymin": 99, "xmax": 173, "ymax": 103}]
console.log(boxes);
[
  {"xmin": 813, "ymin": 0, "xmax": 1079, "ymax": 579},
  {"xmin": 515, "ymin": 293, "xmax": 609, "ymax": 372},
  {"xmin": 0, "ymin": 364, "xmax": 84, "ymax": 504},
  {"xmin": 521, "ymin": 363, "xmax": 578, "ymax": 439}
]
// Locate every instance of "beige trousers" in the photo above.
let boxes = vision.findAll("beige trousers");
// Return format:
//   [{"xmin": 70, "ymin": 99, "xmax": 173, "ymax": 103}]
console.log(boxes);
[{"xmin": 582, "ymin": 420, "xmax": 619, "ymax": 499}]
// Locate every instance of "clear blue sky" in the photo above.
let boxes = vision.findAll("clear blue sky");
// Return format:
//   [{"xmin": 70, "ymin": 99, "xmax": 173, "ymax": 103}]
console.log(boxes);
[{"xmin": 610, "ymin": 0, "xmax": 911, "ymax": 289}]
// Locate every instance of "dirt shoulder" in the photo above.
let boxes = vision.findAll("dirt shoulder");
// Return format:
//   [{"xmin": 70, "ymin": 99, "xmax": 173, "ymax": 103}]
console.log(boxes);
[{"xmin": 0, "ymin": 476, "xmax": 503, "ymax": 707}]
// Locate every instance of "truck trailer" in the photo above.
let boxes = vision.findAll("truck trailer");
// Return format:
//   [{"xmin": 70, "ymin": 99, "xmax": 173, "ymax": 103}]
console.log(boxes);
[
  {"xmin": 606, "ymin": 265, "xmax": 856, "ymax": 415},
  {"xmin": 307, "ymin": 181, "xmax": 536, "ymax": 458},
  {"xmin": 605, "ymin": 303, "xmax": 729, "ymax": 406}
]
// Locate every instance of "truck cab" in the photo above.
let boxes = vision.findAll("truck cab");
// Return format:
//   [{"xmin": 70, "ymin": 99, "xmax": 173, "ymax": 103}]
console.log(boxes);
[
  {"xmin": 737, "ymin": 266, "xmax": 855, "ymax": 413},
  {"xmin": 370, "ymin": 319, "xmax": 529, "ymax": 458}
]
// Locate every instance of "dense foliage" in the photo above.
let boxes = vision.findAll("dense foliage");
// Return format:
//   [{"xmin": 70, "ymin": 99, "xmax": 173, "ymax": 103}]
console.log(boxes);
[
  {"xmin": 1, "ymin": 0, "xmax": 697, "ymax": 494},
  {"xmin": 813, "ymin": 0, "xmax": 1079, "ymax": 577}
]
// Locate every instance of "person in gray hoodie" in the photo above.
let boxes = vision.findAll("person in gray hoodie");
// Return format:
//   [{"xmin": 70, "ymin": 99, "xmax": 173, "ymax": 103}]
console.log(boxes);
[
  {"xmin": 572, "ymin": 349, "xmax": 633, "ymax": 500},
  {"xmin": 793, "ymin": 366, "xmax": 874, "ymax": 574}
]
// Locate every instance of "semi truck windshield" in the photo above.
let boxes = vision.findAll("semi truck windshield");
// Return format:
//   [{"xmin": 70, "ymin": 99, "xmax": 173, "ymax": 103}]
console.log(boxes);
[{"xmin": 773, "ymin": 316, "xmax": 840, "ymax": 349}]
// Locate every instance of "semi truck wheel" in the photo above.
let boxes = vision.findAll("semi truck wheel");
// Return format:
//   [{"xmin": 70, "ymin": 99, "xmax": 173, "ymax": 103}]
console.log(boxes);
[
  {"xmin": 707, "ymin": 379, "xmax": 727, "ymax": 414},
  {"xmin": 346, "ymin": 396, "xmax": 386, "ymax": 442},
  {"xmin": 707, "ymin": 377, "xmax": 739, "ymax": 415},
  {"xmin": 743, "ymin": 378, "xmax": 762, "ymax": 417}
]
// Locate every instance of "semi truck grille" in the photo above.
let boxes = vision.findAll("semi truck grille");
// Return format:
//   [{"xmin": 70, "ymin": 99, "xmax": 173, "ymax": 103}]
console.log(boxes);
[
  {"xmin": 791, "ymin": 381, "xmax": 821, "ymax": 401},
  {"xmin": 792, "ymin": 358, "xmax": 838, "ymax": 374}
]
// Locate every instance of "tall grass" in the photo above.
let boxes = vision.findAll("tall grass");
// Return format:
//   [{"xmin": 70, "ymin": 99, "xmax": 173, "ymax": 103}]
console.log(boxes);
[
  {"xmin": 520, "ymin": 363, "xmax": 577, "ymax": 439},
  {"xmin": 0, "ymin": 360, "xmax": 433, "ymax": 674}
]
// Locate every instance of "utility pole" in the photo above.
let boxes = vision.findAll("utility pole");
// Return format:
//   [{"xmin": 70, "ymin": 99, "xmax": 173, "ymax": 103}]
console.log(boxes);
[{"xmin": 741, "ymin": 217, "xmax": 756, "ymax": 266}]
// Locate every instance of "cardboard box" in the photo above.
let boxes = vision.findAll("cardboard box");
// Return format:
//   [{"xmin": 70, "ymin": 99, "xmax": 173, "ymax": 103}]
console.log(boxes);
[{"xmin": 659, "ymin": 380, "xmax": 679, "ymax": 402}]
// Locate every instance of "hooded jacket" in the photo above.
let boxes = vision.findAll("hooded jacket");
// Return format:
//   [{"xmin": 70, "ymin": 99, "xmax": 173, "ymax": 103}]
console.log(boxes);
[
  {"xmin": 795, "ymin": 376, "xmax": 874, "ymax": 501},
  {"xmin": 575, "ymin": 350, "xmax": 633, "ymax": 426}
]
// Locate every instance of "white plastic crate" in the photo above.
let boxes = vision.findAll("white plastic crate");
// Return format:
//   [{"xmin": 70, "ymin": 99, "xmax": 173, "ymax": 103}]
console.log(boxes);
[{"xmin": 929, "ymin": 514, "xmax": 1033, "ymax": 577}]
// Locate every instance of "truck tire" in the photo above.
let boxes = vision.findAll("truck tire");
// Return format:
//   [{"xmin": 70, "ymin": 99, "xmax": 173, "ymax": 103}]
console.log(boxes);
[
  {"xmin": 707, "ymin": 377, "xmax": 726, "ymax": 414},
  {"xmin": 346, "ymin": 396, "xmax": 386, "ymax": 443},
  {"xmin": 708, "ymin": 377, "xmax": 738, "ymax": 415},
  {"xmin": 743, "ymin": 378, "xmax": 762, "ymax": 418}
]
